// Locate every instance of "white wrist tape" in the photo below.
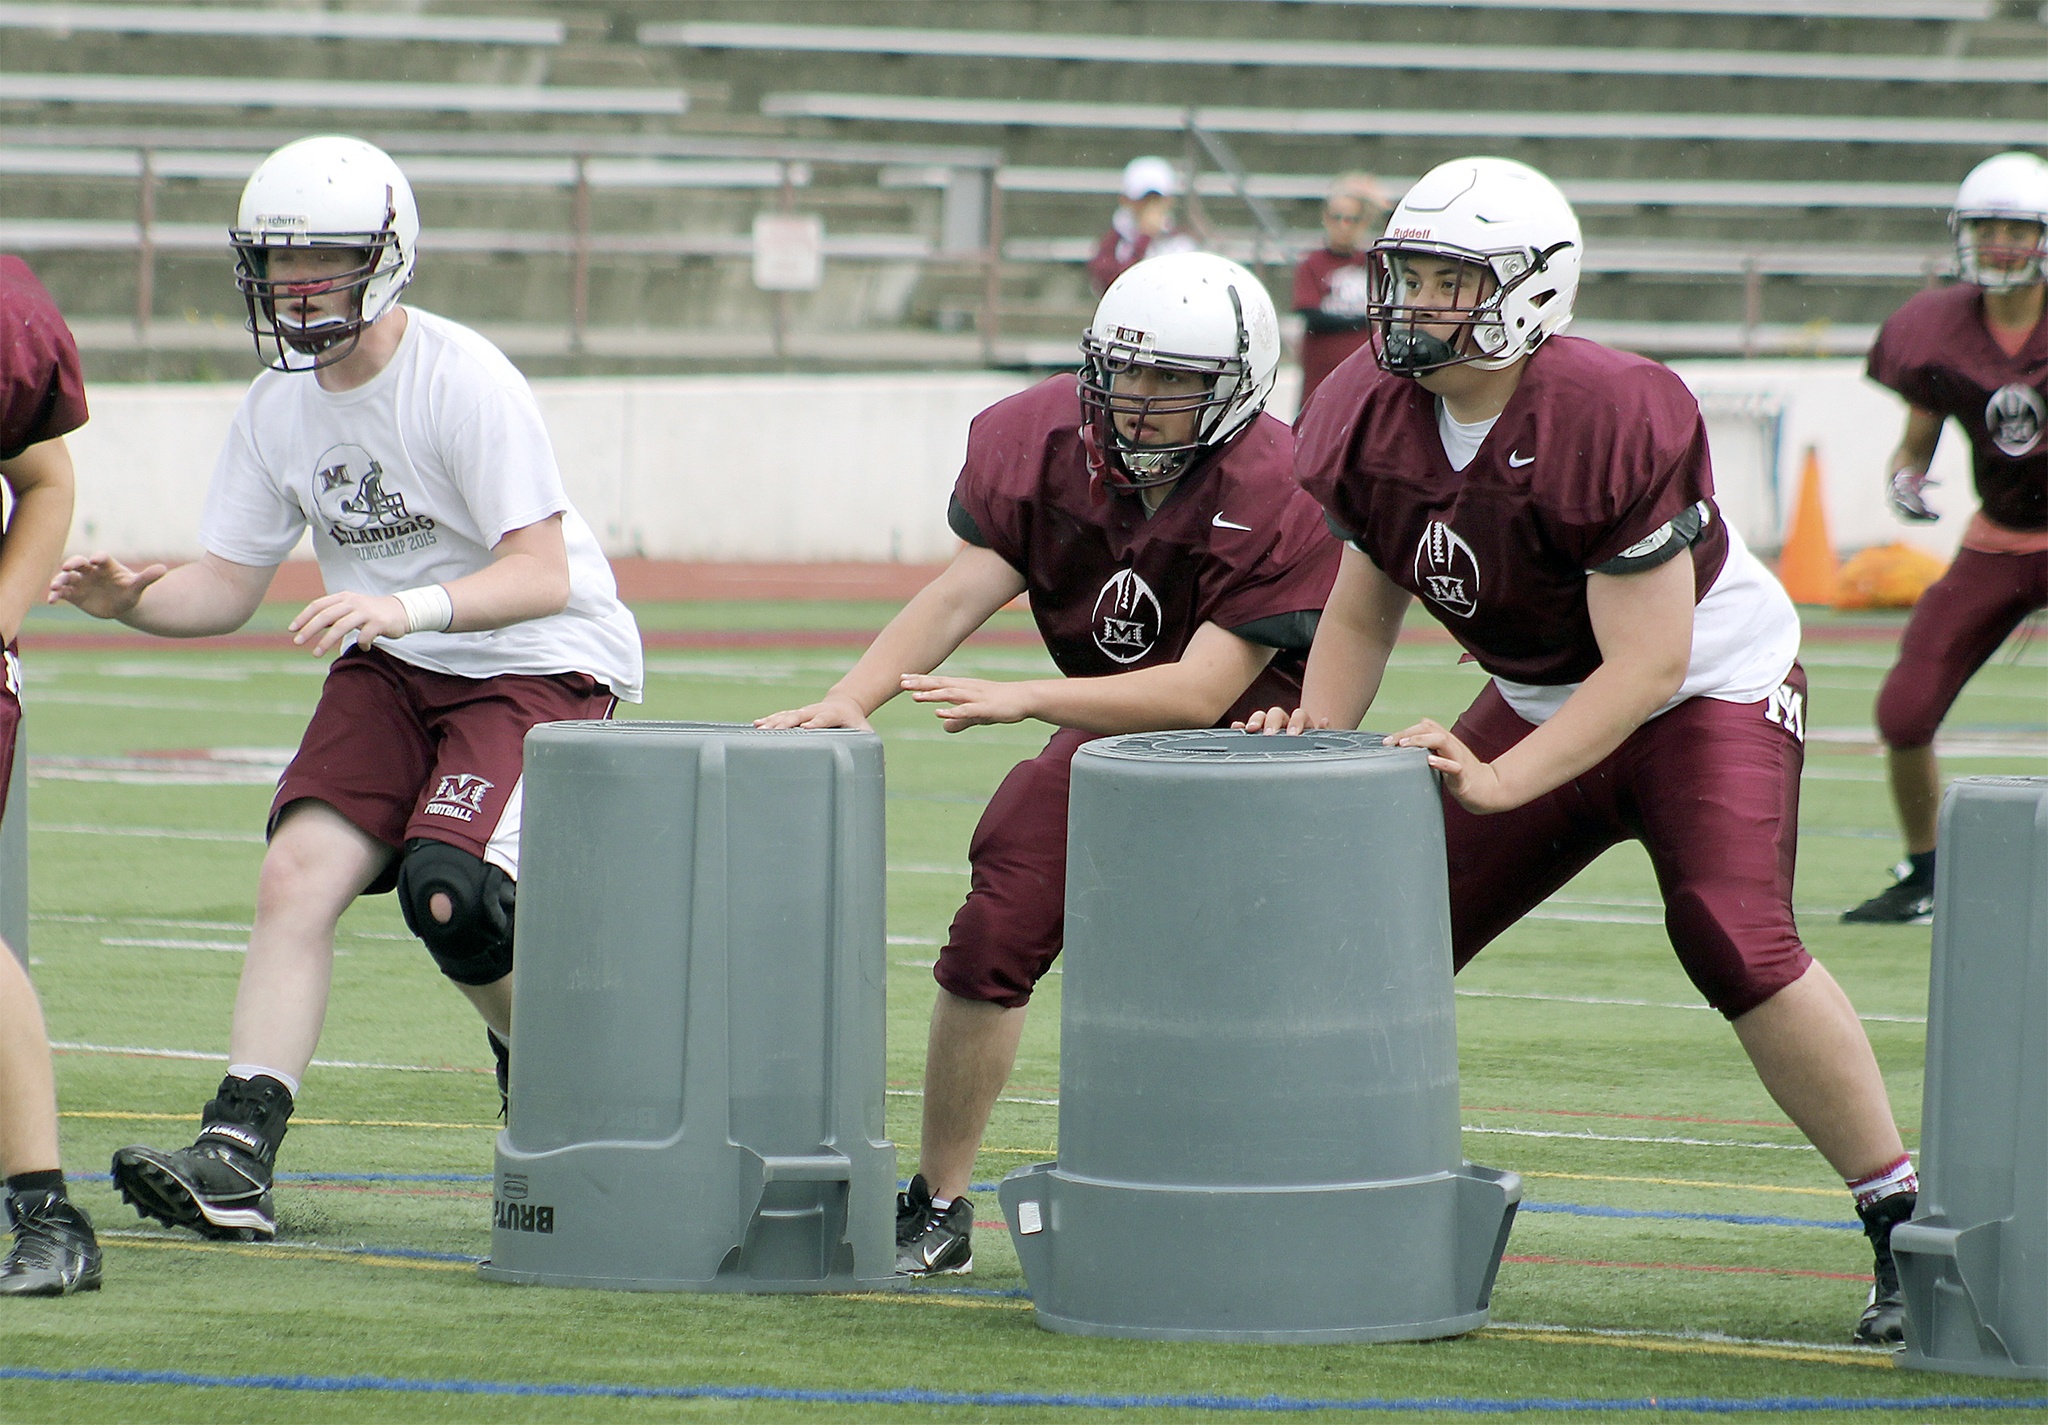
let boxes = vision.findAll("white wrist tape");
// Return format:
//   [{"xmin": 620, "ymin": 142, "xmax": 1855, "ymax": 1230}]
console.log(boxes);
[{"xmin": 393, "ymin": 584, "xmax": 454, "ymax": 635}]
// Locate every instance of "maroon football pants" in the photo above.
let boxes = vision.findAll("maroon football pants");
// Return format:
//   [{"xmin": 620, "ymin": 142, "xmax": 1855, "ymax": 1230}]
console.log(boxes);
[
  {"xmin": 934, "ymin": 727, "xmax": 1098, "ymax": 1009},
  {"xmin": 1875, "ymin": 546, "xmax": 2048, "ymax": 751},
  {"xmin": 1444, "ymin": 670, "xmax": 1814, "ymax": 1019}
]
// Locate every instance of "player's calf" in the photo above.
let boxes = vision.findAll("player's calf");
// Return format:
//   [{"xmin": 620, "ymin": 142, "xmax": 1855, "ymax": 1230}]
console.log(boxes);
[{"xmin": 110, "ymin": 1073, "xmax": 293, "ymax": 1241}]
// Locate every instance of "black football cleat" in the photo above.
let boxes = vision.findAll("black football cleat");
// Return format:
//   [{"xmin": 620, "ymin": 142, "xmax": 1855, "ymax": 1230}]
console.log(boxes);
[
  {"xmin": 488, "ymin": 1028, "xmax": 510, "ymax": 1120},
  {"xmin": 112, "ymin": 1139, "xmax": 277, "ymax": 1241},
  {"xmin": 1853, "ymin": 1189, "xmax": 1916, "ymax": 1346},
  {"xmin": 1842, "ymin": 864, "xmax": 1935, "ymax": 925},
  {"xmin": 110, "ymin": 1073, "xmax": 293, "ymax": 1242},
  {"xmin": 894, "ymin": 1174, "xmax": 973, "ymax": 1277},
  {"xmin": 0, "ymin": 1190, "xmax": 102, "ymax": 1296}
]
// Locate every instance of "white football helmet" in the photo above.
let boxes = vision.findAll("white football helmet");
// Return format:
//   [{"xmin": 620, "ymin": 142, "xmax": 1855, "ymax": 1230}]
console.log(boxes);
[
  {"xmin": 231, "ymin": 135, "xmax": 419, "ymax": 370},
  {"xmin": 1078, "ymin": 251, "xmax": 1281, "ymax": 491},
  {"xmin": 1951, "ymin": 152, "xmax": 2048, "ymax": 293},
  {"xmin": 1366, "ymin": 156, "xmax": 1581, "ymax": 376}
]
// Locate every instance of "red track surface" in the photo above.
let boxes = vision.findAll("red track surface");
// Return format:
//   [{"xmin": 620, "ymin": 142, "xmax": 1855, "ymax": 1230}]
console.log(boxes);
[{"xmin": 31, "ymin": 560, "xmax": 1904, "ymax": 651}]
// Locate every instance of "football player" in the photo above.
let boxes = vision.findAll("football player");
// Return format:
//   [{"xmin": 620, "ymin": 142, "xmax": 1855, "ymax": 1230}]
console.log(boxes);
[
  {"xmin": 758, "ymin": 252, "xmax": 1337, "ymax": 1277},
  {"xmin": 1087, "ymin": 156, "xmax": 1199, "ymax": 297},
  {"xmin": 1252, "ymin": 157, "xmax": 1918, "ymax": 1344},
  {"xmin": 1293, "ymin": 172, "xmax": 1390, "ymax": 406},
  {"xmin": 1843, "ymin": 151, "xmax": 2047, "ymax": 925},
  {"xmin": 49, "ymin": 136, "xmax": 644, "ymax": 1243},
  {"xmin": 0, "ymin": 257, "xmax": 100, "ymax": 1295}
]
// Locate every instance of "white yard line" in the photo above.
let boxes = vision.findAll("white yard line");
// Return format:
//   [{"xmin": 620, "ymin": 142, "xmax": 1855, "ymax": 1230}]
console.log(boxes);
[
  {"xmin": 1455, "ymin": 987, "xmax": 1924, "ymax": 1025},
  {"xmin": 50, "ymin": 1041, "xmax": 480, "ymax": 1074},
  {"xmin": 1463, "ymin": 1125, "xmax": 1816, "ymax": 1152},
  {"xmin": 33, "ymin": 822, "xmax": 266, "ymax": 843}
]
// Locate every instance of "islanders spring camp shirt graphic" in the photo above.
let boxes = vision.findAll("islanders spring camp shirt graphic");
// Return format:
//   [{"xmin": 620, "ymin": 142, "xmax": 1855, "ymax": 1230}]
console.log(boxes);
[{"xmin": 197, "ymin": 308, "xmax": 643, "ymax": 698}]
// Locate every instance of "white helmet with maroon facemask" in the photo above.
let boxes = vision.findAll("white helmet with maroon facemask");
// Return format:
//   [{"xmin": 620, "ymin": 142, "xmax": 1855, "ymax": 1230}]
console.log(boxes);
[
  {"xmin": 1367, "ymin": 156, "xmax": 1581, "ymax": 377},
  {"xmin": 231, "ymin": 135, "xmax": 419, "ymax": 371},
  {"xmin": 1951, "ymin": 152, "xmax": 2048, "ymax": 293},
  {"xmin": 1078, "ymin": 251, "xmax": 1280, "ymax": 492}
]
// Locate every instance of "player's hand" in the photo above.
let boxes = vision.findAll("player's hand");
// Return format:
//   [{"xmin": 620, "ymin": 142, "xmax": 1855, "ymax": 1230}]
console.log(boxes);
[
  {"xmin": 289, "ymin": 590, "xmax": 409, "ymax": 656},
  {"xmin": 1391, "ymin": 718, "xmax": 1516, "ymax": 814},
  {"xmin": 1236, "ymin": 706, "xmax": 1329, "ymax": 735},
  {"xmin": 754, "ymin": 694, "xmax": 873, "ymax": 731},
  {"xmin": 901, "ymin": 673, "xmax": 1032, "ymax": 732},
  {"xmin": 1887, "ymin": 468, "xmax": 1939, "ymax": 523},
  {"xmin": 47, "ymin": 553, "xmax": 168, "ymax": 620}
]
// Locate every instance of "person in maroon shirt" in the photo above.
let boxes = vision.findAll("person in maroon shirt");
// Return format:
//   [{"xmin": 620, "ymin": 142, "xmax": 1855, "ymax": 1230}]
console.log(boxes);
[
  {"xmin": 1293, "ymin": 172, "xmax": 1390, "ymax": 408},
  {"xmin": 759, "ymin": 252, "xmax": 1337, "ymax": 1278},
  {"xmin": 0, "ymin": 255, "xmax": 99, "ymax": 1295},
  {"xmin": 1843, "ymin": 151, "xmax": 2048, "ymax": 924},
  {"xmin": 1087, "ymin": 156, "xmax": 1199, "ymax": 297},
  {"xmin": 1254, "ymin": 157, "xmax": 1918, "ymax": 1345}
]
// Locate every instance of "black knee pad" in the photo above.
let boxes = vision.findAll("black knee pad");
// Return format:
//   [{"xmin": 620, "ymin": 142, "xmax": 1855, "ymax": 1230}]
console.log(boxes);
[{"xmin": 396, "ymin": 838, "xmax": 516, "ymax": 986}]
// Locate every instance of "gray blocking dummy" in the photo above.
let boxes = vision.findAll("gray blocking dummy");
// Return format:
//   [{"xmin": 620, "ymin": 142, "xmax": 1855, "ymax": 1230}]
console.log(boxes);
[
  {"xmin": 3, "ymin": 721, "xmax": 26, "ymax": 964},
  {"xmin": 1895, "ymin": 776, "xmax": 2048, "ymax": 1379},
  {"xmin": 998, "ymin": 729, "xmax": 1520, "ymax": 1342},
  {"xmin": 479, "ymin": 721, "xmax": 897, "ymax": 1292}
]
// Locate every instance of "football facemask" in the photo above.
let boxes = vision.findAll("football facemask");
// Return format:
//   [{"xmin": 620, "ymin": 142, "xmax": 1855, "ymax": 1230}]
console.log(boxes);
[
  {"xmin": 1955, "ymin": 218, "xmax": 2047, "ymax": 293},
  {"xmin": 1366, "ymin": 242, "xmax": 1570, "ymax": 377},
  {"xmin": 233, "ymin": 237, "xmax": 398, "ymax": 371},
  {"xmin": 1079, "ymin": 307, "xmax": 1247, "ymax": 492}
]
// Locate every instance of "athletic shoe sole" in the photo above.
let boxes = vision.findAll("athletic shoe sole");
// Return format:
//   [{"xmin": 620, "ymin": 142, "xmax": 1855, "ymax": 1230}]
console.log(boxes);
[
  {"xmin": 110, "ymin": 1148, "xmax": 275, "ymax": 1241},
  {"xmin": 894, "ymin": 1251, "xmax": 974, "ymax": 1278}
]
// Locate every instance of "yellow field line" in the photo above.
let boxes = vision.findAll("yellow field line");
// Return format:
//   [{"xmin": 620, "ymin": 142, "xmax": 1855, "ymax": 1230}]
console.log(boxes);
[
  {"xmin": 64, "ymin": 1111, "xmax": 495, "ymax": 1130},
  {"xmin": 1521, "ymin": 1170, "xmax": 1838, "ymax": 1199},
  {"xmin": 109, "ymin": 1236, "xmax": 473, "ymax": 1274},
  {"xmin": 1481, "ymin": 1327, "xmax": 1887, "ymax": 1370},
  {"xmin": 867, "ymin": 1292, "xmax": 1033, "ymax": 1312}
]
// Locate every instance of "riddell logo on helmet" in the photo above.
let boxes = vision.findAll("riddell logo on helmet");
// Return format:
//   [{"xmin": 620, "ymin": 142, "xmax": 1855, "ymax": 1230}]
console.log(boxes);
[
  {"xmin": 1389, "ymin": 227, "xmax": 1433, "ymax": 239},
  {"xmin": 254, "ymin": 213, "xmax": 310, "ymax": 230}
]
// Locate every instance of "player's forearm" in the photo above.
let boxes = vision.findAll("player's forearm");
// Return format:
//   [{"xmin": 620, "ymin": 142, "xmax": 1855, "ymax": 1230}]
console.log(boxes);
[
  {"xmin": 443, "ymin": 551, "xmax": 570, "ymax": 633},
  {"xmin": 1488, "ymin": 654, "xmax": 1685, "ymax": 808},
  {"xmin": 0, "ymin": 463, "xmax": 74, "ymax": 642},
  {"xmin": 126, "ymin": 558, "xmax": 271, "ymax": 637},
  {"xmin": 1892, "ymin": 408, "xmax": 1942, "ymax": 475},
  {"xmin": 1011, "ymin": 661, "xmax": 1251, "ymax": 735},
  {"xmin": 827, "ymin": 583, "xmax": 993, "ymax": 716},
  {"xmin": 1299, "ymin": 550, "xmax": 1406, "ymax": 728}
]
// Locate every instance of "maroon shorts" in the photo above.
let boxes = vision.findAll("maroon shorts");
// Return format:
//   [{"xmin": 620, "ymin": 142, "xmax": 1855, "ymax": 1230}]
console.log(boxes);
[
  {"xmin": 1876, "ymin": 546, "xmax": 2048, "ymax": 751},
  {"xmin": 935, "ymin": 727, "xmax": 1099, "ymax": 1009},
  {"xmin": 270, "ymin": 645, "xmax": 617, "ymax": 892},
  {"xmin": 0, "ymin": 644, "xmax": 21, "ymax": 828},
  {"xmin": 1444, "ymin": 667, "xmax": 1813, "ymax": 1019}
]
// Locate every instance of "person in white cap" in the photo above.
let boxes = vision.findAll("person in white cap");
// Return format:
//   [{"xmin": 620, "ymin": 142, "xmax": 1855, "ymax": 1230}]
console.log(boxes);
[{"xmin": 1088, "ymin": 156, "xmax": 1199, "ymax": 295}]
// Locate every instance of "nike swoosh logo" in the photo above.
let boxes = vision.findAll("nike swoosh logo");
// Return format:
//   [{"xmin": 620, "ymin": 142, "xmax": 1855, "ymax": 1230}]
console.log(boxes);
[
  {"xmin": 1507, "ymin": 451, "xmax": 1534, "ymax": 467},
  {"xmin": 1212, "ymin": 514, "xmax": 1252, "ymax": 530}
]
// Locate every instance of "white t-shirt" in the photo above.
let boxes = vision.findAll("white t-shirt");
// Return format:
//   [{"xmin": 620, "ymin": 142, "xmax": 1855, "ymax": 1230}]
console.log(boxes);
[
  {"xmin": 1428, "ymin": 398, "xmax": 1796, "ymax": 725},
  {"xmin": 200, "ymin": 308, "xmax": 644, "ymax": 701}
]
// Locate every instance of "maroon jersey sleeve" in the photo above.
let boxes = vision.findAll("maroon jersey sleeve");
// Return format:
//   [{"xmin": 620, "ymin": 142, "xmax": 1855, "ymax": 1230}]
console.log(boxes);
[
  {"xmin": 1866, "ymin": 286, "xmax": 1954, "ymax": 413},
  {"xmin": 1192, "ymin": 416, "xmax": 1341, "ymax": 636},
  {"xmin": 950, "ymin": 374, "xmax": 1075, "ymax": 576},
  {"xmin": 0, "ymin": 256, "xmax": 88, "ymax": 460}
]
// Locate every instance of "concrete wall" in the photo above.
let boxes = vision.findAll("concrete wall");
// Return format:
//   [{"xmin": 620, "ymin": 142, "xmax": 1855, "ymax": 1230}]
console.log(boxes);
[{"xmin": 60, "ymin": 360, "xmax": 1963, "ymax": 568}]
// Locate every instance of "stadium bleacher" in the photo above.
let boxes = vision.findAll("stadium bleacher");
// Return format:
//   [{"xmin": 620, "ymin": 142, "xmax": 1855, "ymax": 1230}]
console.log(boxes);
[{"xmin": 0, "ymin": 0, "xmax": 2040, "ymax": 376}]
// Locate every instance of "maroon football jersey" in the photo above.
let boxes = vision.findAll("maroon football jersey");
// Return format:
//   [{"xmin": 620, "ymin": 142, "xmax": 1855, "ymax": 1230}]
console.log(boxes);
[
  {"xmin": 1867, "ymin": 284, "xmax": 2047, "ymax": 533},
  {"xmin": 952, "ymin": 375, "xmax": 1339, "ymax": 722},
  {"xmin": 0, "ymin": 256, "xmax": 88, "ymax": 461},
  {"xmin": 1295, "ymin": 336, "xmax": 1729, "ymax": 686},
  {"xmin": 1292, "ymin": 247, "xmax": 1374, "ymax": 406}
]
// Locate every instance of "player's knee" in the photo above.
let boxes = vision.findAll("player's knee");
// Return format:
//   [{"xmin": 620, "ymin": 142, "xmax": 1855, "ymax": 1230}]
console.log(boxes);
[{"xmin": 396, "ymin": 838, "xmax": 515, "ymax": 986}]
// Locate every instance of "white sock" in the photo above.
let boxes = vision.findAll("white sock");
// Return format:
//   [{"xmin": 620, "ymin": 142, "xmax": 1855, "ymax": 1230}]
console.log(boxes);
[
  {"xmin": 929, "ymin": 1195, "xmax": 953, "ymax": 1213},
  {"xmin": 228, "ymin": 1063, "xmax": 301, "ymax": 1098}
]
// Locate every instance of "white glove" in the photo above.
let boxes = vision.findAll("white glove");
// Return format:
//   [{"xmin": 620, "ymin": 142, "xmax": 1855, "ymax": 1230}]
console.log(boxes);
[{"xmin": 1887, "ymin": 467, "xmax": 1939, "ymax": 523}]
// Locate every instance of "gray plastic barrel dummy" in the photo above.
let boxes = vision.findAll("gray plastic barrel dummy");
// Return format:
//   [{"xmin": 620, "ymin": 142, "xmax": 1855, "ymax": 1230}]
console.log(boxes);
[
  {"xmin": 1895, "ymin": 776, "xmax": 2048, "ymax": 1379},
  {"xmin": 2, "ymin": 720, "xmax": 27, "ymax": 964},
  {"xmin": 478, "ymin": 721, "xmax": 897, "ymax": 1292},
  {"xmin": 998, "ymin": 729, "xmax": 1520, "ymax": 1342}
]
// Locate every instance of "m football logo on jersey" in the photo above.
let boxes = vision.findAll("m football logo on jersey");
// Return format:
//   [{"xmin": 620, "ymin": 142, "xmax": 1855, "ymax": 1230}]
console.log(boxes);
[
  {"xmin": 1413, "ymin": 521, "xmax": 1481, "ymax": 619},
  {"xmin": 424, "ymin": 773, "xmax": 494, "ymax": 823},
  {"xmin": 310, "ymin": 443, "xmax": 438, "ymax": 551},
  {"xmin": 1091, "ymin": 568, "xmax": 1163, "ymax": 664},
  {"xmin": 1985, "ymin": 383, "xmax": 2045, "ymax": 458}
]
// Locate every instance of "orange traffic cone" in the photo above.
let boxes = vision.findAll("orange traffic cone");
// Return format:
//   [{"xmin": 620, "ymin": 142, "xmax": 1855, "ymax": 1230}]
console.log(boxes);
[{"xmin": 1776, "ymin": 445, "xmax": 1839, "ymax": 605}]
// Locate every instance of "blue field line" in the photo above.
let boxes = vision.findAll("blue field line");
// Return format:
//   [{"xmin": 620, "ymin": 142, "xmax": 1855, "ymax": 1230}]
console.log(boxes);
[
  {"xmin": 2, "ymin": 1367, "xmax": 2044, "ymax": 1413},
  {"xmin": 1520, "ymin": 1203, "xmax": 1859, "ymax": 1232}
]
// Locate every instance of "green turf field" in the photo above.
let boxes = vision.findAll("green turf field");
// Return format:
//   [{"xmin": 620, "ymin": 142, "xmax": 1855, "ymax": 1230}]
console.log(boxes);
[{"xmin": 5, "ymin": 602, "xmax": 2046, "ymax": 1423}]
